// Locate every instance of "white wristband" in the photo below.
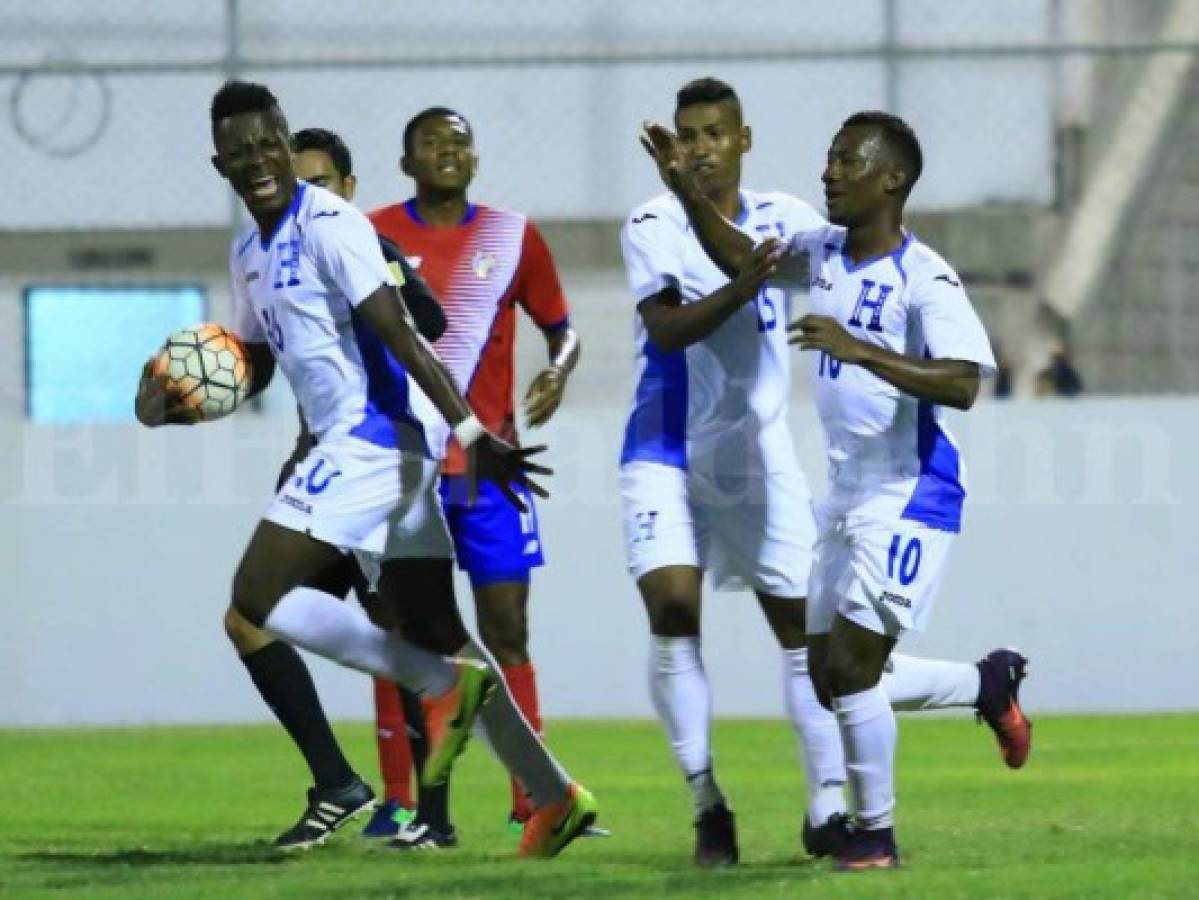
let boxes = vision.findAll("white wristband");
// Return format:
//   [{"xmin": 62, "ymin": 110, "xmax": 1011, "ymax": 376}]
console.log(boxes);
[{"xmin": 453, "ymin": 413, "xmax": 486, "ymax": 449}]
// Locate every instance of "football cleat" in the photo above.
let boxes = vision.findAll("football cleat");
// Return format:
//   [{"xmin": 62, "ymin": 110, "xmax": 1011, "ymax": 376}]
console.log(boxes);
[
  {"xmin": 273, "ymin": 776, "xmax": 376, "ymax": 850},
  {"xmin": 975, "ymin": 648, "xmax": 1033, "ymax": 769},
  {"xmin": 693, "ymin": 802, "xmax": 739, "ymax": 867},
  {"xmin": 386, "ymin": 818, "xmax": 459, "ymax": 850},
  {"xmin": 420, "ymin": 660, "xmax": 497, "ymax": 788},
  {"xmin": 518, "ymin": 783, "xmax": 599, "ymax": 858},
  {"xmin": 834, "ymin": 826, "xmax": 900, "ymax": 871},
  {"xmin": 802, "ymin": 811, "xmax": 853, "ymax": 858},
  {"xmin": 361, "ymin": 798, "xmax": 415, "ymax": 839}
]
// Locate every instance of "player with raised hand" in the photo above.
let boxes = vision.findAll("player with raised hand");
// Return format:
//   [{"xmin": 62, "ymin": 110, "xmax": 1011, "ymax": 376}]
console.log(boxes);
[
  {"xmin": 642, "ymin": 105, "xmax": 1030, "ymax": 870},
  {"xmin": 134, "ymin": 80, "xmax": 596, "ymax": 858},
  {"xmin": 368, "ymin": 107, "xmax": 581, "ymax": 837}
]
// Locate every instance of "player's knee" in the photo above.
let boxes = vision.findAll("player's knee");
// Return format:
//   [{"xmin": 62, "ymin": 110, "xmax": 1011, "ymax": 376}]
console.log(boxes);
[
  {"xmin": 648, "ymin": 596, "xmax": 700, "ymax": 637},
  {"xmin": 223, "ymin": 605, "xmax": 273, "ymax": 656},
  {"xmin": 478, "ymin": 610, "xmax": 529, "ymax": 667},
  {"xmin": 825, "ymin": 649, "xmax": 879, "ymax": 698},
  {"xmin": 231, "ymin": 563, "xmax": 277, "ymax": 629}
]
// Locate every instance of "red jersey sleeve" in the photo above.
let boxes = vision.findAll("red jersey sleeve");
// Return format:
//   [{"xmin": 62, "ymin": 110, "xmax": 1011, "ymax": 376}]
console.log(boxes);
[{"xmin": 515, "ymin": 220, "xmax": 570, "ymax": 329}]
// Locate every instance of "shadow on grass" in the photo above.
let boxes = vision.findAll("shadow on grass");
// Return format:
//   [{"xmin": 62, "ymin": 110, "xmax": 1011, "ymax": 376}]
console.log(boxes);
[{"xmin": 19, "ymin": 842, "xmax": 289, "ymax": 867}]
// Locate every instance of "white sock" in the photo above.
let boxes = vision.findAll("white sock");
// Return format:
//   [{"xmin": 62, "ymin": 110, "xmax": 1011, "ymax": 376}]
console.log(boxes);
[
  {"xmin": 263, "ymin": 587, "xmax": 456, "ymax": 697},
  {"xmin": 781, "ymin": 647, "xmax": 848, "ymax": 825},
  {"xmin": 649, "ymin": 635, "xmax": 724, "ymax": 813},
  {"xmin": 833, "ymin": 685, "xmax": 897, "ymax": 831},
  {"xmin": 883, "ymin": 654, "xmax": 980, "ymax": 711},
  {"xmin": 458, "ymin": 640, "xmax": 570, "ymax": 808}
]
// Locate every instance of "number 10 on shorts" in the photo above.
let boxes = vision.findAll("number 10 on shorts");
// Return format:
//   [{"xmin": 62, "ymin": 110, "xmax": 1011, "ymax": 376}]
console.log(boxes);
[{"xmin": 887, "ymin": 535, "xmax": 922, "ymax": 586}]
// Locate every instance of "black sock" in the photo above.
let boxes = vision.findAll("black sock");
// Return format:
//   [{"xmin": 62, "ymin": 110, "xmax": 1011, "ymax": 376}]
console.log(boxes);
[
  {"xmin": 401, "ymin": 684, "xmax": 451, "ymax": 831},
  {"xmin": 241, "ymin": 641, "xmax": 356, "ymax": 791}
]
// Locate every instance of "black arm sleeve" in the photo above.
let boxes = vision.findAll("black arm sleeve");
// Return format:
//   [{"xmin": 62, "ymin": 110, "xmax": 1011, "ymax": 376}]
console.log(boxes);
[{"xmin": 377, "ymin": 235, "xmax": 447, "ymax": 342}]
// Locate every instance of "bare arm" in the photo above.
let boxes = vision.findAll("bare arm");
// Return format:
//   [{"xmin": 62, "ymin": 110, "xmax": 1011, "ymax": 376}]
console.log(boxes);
[
  {"xmin": 641, "ymin": 122, "xmax": 756, "ymax": 278},
  {"xmin": 354, "ymin": 283, "xmax": 550, "ymax": 508},
  {"xmin": 789, "ymin": 315, "xmax": 982, "ymax": 410},
  {"xmin": 638, "ymin": 239, "xmax": 782, "ymax": 353},
  {"xmin": 523, "ymin": 325, "xmax": 581, "ymax": 428},
  {"xmin": 245, "ymin": 342, "xmax": 276, "ymax": 400},
  {"xmin": 354, "ymin": 284, "xmax": 473, "ymax": 426}
]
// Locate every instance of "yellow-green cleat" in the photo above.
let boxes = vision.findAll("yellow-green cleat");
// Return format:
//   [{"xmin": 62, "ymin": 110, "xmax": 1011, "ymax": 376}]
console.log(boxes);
[{"xmin": 420, "ymin": 660, "xmax": 496, "ymax": 788}]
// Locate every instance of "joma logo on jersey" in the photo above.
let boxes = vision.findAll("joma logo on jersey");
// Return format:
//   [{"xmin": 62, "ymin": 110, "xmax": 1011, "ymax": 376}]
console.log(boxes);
[
  {"xmin": 274, "ymin": 238, "xmax": 302, "ymax": 289},
  {"xmin": 472, "ymin": 251, "xmax": 497, "ymax": 279},
  {"xmin": 847, "ymin": 279, "xmax": 894, "ymax": 333},
  {"xmin": 812, "ymin": 276, "xmax": 833, "ymax": 291},
  {"xmin": 879, "ymin": 590, "xmax": 912, "ymax": 609}
]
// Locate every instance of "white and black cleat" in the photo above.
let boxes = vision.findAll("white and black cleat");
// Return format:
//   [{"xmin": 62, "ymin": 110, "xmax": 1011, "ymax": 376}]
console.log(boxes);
[{"xmin": 274, "ymin": 776, "xmax": 376, "ymax": 850}]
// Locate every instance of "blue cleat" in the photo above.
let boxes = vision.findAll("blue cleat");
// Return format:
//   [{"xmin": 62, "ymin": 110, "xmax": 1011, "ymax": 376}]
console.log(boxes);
[{"xmin": 361, "ymin": 798, "xmax": 415, "ymax": 839}]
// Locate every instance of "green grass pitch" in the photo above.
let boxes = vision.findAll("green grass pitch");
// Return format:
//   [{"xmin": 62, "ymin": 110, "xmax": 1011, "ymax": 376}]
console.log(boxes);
[{"xmin": 2, "ymin": 715, "xmax": 1197, "ymax": 898}]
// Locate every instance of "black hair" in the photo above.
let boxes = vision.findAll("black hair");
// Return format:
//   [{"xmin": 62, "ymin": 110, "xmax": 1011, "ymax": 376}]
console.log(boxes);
[
  {"xmin": 676, "ymin": 77, "xmax": 742, "ymax": 121},
  {"xmin": 210, "ymin": 79, "xmax": 285, "ymax": 135},
  {"xmin": 402, "ymin": 106, "xmax": 470, "ymax": 155},
  {"xmin": 292, "ymin": 127, "xmax": 353, "ymax": 179},
  {"xmin": 842, "ymin": 110, "xmax": 923, "ymax": 194}
]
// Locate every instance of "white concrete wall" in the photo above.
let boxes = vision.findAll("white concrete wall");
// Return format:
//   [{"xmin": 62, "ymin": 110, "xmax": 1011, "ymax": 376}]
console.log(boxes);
[{"xmin": 2, "ymin": 396, "xmax": 1196, "ymax": 726}]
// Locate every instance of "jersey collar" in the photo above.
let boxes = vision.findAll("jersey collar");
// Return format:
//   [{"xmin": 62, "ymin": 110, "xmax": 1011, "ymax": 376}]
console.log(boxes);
[
  {"xmin": 258, "ymin": 181, "xmax": 306, "ymax": 251},
  {"xmin": 840, "ymin": 229, "xmax": 912, "ymax": 274},
  {"xmin": 403, "ymin": 198, "xmax": 477, "ymax": 227}
]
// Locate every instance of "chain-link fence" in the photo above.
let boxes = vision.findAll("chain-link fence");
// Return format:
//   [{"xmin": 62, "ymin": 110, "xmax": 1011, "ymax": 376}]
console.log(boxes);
[{"xmin": 3, "ymin": 0, "xmax": 1199, "ymax": 400}]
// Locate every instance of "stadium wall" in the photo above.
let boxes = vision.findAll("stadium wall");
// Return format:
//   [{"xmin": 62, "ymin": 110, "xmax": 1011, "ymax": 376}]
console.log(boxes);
[{"xmin": 2, "ymin": 397, "xmax": 1196, "ymax": 727}]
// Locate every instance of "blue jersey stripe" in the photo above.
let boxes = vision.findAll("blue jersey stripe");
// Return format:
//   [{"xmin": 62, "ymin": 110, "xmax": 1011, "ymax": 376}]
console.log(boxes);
[
  {"xmin": 347, "ymin": 309, "xmax": 428, "ymax": 454},
  {"xmin": 620, "ymin": 341, "xmax": 688, "ymax": 469},
  {"xmin": 900, "ymin": 399, "xmax": 965, "ymax": 532}
]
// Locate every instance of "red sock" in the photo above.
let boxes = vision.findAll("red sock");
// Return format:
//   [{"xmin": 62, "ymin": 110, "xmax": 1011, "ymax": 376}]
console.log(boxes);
[
  {"xmin": 373, "ymin": 677, "xmax": 414, "ymax": 807},
  {"xmin": 502, "ymin": 662, "xmax": 543, "ymax": 822}
]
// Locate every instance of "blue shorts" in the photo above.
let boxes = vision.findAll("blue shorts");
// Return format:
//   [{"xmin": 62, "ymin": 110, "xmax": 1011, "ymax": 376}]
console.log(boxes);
[{"xmin": 439, "ymin": 475, "xmax": 545, "ymax": 586}]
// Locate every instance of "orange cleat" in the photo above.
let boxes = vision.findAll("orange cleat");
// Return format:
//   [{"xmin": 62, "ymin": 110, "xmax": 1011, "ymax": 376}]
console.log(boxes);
[{"xmin": 518, "ymin": 783, "xmax": 598, "ymax": 858}]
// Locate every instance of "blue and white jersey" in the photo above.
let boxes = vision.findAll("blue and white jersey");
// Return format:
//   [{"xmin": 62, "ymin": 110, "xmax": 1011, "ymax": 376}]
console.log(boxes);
[
  {"xmin": 790, "ymin": 226, "xmax": 996, "ymax": 532},
  {"xmin": 619, "ymin": 190, "xmax": 826, "ymax": 472},
  {"xmin": 230, "ymin": 182, "xmax": 442, "ymax": 457}
]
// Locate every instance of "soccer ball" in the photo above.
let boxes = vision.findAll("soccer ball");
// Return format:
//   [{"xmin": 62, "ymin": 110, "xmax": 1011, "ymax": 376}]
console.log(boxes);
[{"xmin": 150, "ymin": 323, "xmax": 252, "ymax": 421}]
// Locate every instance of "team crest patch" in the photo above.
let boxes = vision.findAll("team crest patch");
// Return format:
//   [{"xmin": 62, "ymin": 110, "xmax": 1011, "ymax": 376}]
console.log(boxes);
[{"xmin": 472, "ymin": 251, "xmax": 497, "ymax": 279}]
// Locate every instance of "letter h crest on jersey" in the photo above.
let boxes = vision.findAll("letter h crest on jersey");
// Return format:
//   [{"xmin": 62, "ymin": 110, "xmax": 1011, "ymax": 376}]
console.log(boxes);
[
  {"xmin": 847, "ymin": 279, "xmax": 894, "ymax": 333},
  {"xmin": 274, "ymin": 238, "xmax": 302, "ymax": 289}
]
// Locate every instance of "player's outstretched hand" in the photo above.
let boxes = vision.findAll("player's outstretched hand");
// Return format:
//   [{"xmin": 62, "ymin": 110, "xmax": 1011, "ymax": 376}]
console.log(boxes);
[
  {"xmin": 640, "ymin": 121, "xmax": 699, "ymax": 199},
  {"xmin": 134, "ymin": 359, "xmax": 201, "ymax": 427},
  {"xmin": 788, "ymin": 314, "xmax": 867, "ymax": 364},
  {"xmin": 730, "ymin": 238, "xmax": 785, "ymax": 302},
  {"xmin": 465, "ymin": 435, "xmax": 552, "ymax": 512},
  {"xmin": 523, "ymin": 367, "xmax": 567, "ymax": 428}
]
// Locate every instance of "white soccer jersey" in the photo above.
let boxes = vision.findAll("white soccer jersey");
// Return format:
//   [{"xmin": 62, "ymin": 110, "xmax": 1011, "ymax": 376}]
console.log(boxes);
[
  {"xmin": 619, "ymin": 190, "xmax": 826, "ymax": 471},
  {"xmin": 790, "ymin": 226, "xmax": 996, "ymax": 532},
  {"xmin": 230, "ymin": 182, "xmax": 440, "ymax": 457}
]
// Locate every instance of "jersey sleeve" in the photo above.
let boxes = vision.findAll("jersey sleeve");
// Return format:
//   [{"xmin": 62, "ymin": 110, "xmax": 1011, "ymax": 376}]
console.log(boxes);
[
  {"xmin": 516, "ymin": 220, "xmax": 570, "ymax": 329},
  {"xmin": 911, "ymin": 266, "xmax": 997, "ymax": 376},
  {"xmin": 309, "ymin": 205, "xmax": 396, "ymax": 307},
  {"xmin": 378, "ymin": 234, "xmax": 447, "ymax": 341},
  {"xmin": 228, "ymin": 239, "xmax": 266, "ymax": 344},
  {"xmin": 620, "ymin": 204, "xmax": 684, "ymax": 303}
]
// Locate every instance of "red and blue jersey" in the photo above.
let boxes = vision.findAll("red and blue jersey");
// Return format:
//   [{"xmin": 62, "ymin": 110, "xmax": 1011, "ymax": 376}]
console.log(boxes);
[{"xmin": 368, "ymin": 200, "xmax": 570, "ymax": 474}]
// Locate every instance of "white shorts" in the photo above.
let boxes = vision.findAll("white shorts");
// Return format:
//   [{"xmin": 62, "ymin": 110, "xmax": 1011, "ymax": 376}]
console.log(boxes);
[
  {"xmin": 619, "ymin": 461, "xmax": 816, "ymax": 597},
  {"xmin": 265, "ymin": 432, "xmax": 452, "ymax": 562},
  {"xmin": 806, "ymin": 496, "xmax": 955, "ymax": 638}
]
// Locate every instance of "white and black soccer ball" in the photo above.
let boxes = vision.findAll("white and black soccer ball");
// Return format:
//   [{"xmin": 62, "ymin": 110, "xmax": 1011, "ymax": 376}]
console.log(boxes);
[{"xmin": 151, "ymin": 323, "xmax": 252, "ymax": 421}]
